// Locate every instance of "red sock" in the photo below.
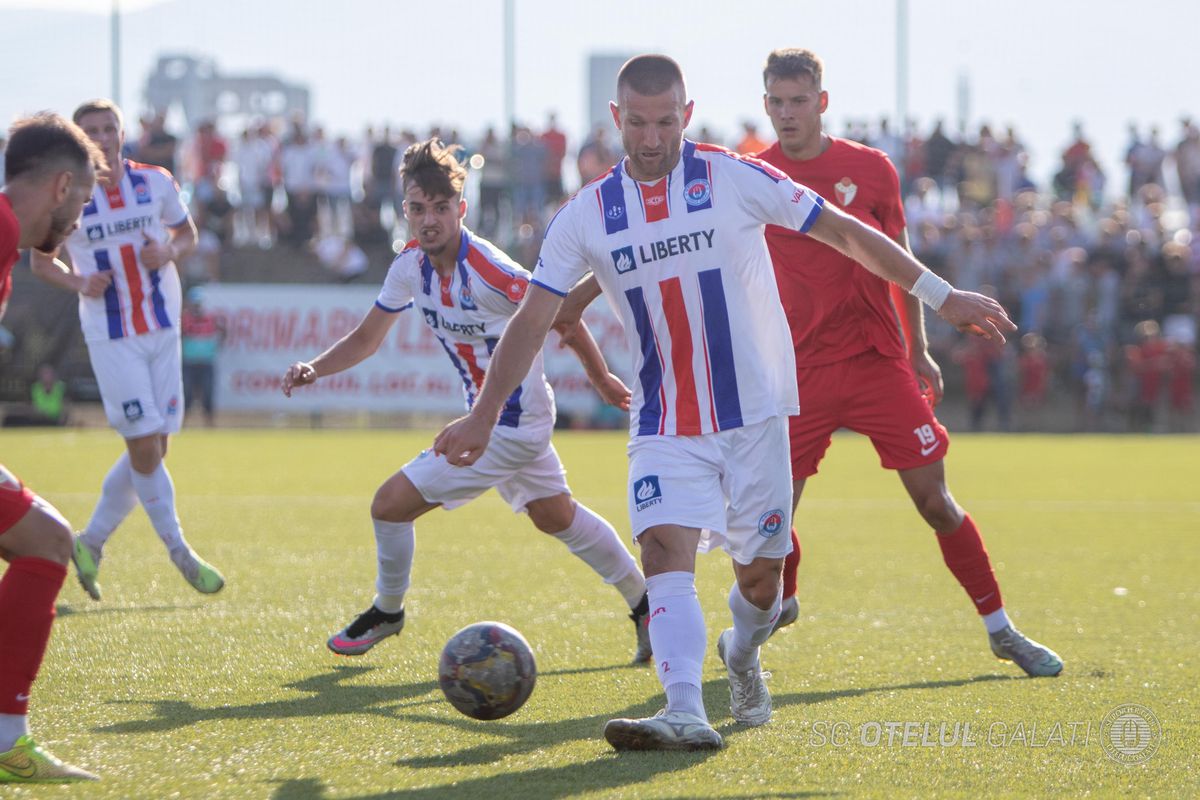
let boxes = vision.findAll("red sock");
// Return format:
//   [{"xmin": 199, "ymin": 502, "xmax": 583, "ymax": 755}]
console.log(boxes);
[
  {"xmin": 936, "ymin": 515, "xmax": 1003, "ymax": 615},
  {"xmin": 782, "ymin": 528, "xmax": 802, "ymax": 600},
  {"xmin": 0, "ymin": 558, "xmax": 67, "ymax": 715}
]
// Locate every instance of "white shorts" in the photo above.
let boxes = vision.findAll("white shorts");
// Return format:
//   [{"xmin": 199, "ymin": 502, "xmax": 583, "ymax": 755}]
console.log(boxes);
[
  {"xmin": 402, "ymin": 427, "xmax": 569, "ymax": 513},
  {"xmin": 626, "ymin": 416, "xmax": 793, "ymax": 565},
  {"xmin": 87, "ymin": 329, "xmax": 184, "ymax": 439}
]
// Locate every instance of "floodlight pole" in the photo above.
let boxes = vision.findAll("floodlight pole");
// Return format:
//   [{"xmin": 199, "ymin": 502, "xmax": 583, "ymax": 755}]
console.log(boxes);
[
  {"xmin": 504, "ymin": 0, "xmax": 515, "ymax": 132},
  {"xmin": 111, "ymin": 0, "xmax": 121, "ymax": 107}
]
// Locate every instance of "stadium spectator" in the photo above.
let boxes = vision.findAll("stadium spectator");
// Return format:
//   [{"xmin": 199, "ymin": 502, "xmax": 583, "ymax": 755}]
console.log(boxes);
[
  {"xmin": 133, "ymin": 111, "xmax": 178, "ymax": 174},
  {"xmin": 540, "ymin": 112, "xmax": 567, "ymax": 204},
  {"xmin": 233, "ymin": 124, "xmax": 275, "ymax": 247},
  {"xmin": 180, "ymin": 287, "xmax": 223, "ymax": 427},
  {"xmin": 733, "ymin": 121, "xmax": 768, "ymax": 155},
  {"xmin": 575, "ymin": 124, "xmax": 616, "ymax": 185},
  {"xmin": 30, "ymin": 363, "xmax": 67, "ymax": 425},
  {"xmin": 509, "ymin": 124, "xmax": 546, "ymax": 227},
  {"xmin": 475, "ymin": 126, "xmax": 507, "ymax": 239},
  {"xmin": 186, "ymin": 119, "xmax": 227, "ymax": 206},
  {"xmin": 279, "ymin": 121, "xmax": 319, "ymax": 245}
]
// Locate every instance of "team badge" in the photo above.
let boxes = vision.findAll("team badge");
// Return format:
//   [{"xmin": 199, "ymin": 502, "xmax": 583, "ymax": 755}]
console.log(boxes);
[
  {"xmin": 684, "ymin": 178, "xmax": 711, "ymax": 208},
  {"xmin": 167, "ymin": 396, "xmax": 179, "ymax": 416},
  {"xmin": 611, "ymin": 245, "xmax": 637, "ymax": 275},
  {"xmin": 134, "ymin": 182, "xmax": 152, "ymax": 204},
  {"xmin": 86, "ymin": 224, "xmax": 105, "ymax": 242},
  {"xmin": 422, "ymin": 308, "xmax": 439, "ymax": 329},
  {"xmin": 633, "ymin": 475, "xmax": 662, "ymax": 512},
  {"xmin": 834, "ymin": 177, "xmax": 857, "ymax": 207},
  {"xmin": 606, "ymin": 204, "xmax": 624, "ymax": 220},
  {"xmin": 122, "ymin": 399, "xmax": 144, "ymax": 422},
  {"xmin": 758, "ymin": 508, "xmax": 785, "ymax": 538},
  {"xmin": 506, "ymin": 279, "xmax": 526, "ymax": 303},
  {"xmin": 459, "ymin": 283, "xmax": 477, "ymax": 310}
]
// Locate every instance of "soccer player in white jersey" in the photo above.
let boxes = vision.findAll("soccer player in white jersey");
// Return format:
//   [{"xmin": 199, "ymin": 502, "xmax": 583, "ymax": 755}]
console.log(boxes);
[
  {"xmin": 435, "ymin": 55, "xmax": 1015, "ymax": 751},
  {"xmin": 30, "ymin": 99, "xmax": 224, "ymax": 599},
  {"xmin": 281, "ymin": 139, "xmax": 653, "ymax": 662}
]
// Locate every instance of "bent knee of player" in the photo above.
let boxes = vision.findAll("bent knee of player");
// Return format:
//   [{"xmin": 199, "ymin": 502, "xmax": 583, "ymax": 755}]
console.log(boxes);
[
  {"xmin": 370, "ymin": 475, "xmax": 425, "ymax": 522},
  {"xmin": 526, "ymin": 495, "xmax": 575, "ymax": 533},
  {"xmin": 735, "ymin": 558, "xmax": 784, "ymax": 609},
  {"xmin": 8, "ymin": 503, "xmax": 74, "ymax": 565},
  {"xmin": 915, "ymin": 491, "xmax": 962, "ymax": 533}
]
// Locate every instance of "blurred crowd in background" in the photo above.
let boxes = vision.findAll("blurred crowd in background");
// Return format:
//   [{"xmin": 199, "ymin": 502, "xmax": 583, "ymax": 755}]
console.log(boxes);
[{"xmin": 2, "ymin": 110, "xmax": 1197, "ymax": 433}]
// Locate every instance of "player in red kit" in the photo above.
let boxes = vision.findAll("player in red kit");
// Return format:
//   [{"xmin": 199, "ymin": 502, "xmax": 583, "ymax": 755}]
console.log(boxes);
[
  {"xmin": 756, "ymin": 49, "xmax": 1061, "ymax": 677},
  {"xmin": 0, "ymin": 112, "xmax": 104, "ymax": 782}
]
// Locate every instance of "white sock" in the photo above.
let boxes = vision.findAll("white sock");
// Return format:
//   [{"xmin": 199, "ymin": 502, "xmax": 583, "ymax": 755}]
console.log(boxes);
[
  {"xmin": 81, "ymin": 452, "xmax": 138, "ymax": 552},
  {"xmin": 0, "ymin": 713, "xmax": 29, "ymax": 752},
  {"xmin": 551, "ymin": 503, "xmax": 646, "ymax": 608},
  {"xmin": 982, "ymin": 607, "xmax": 1014, "ymax": 634},
  {"xmin": 725, "ymin": 582, "xmax": 781, "ymax": 673},
  {"xmin": 129, "ymin": 463, "xmax": 188, "ymax": 553},
  {"xmin": 645, "ymin": 571, "xmax": 707, "ymax": 720},
  {"xmin": 373, "ymin": 519, "xmax": 414, "ymax": 614}
]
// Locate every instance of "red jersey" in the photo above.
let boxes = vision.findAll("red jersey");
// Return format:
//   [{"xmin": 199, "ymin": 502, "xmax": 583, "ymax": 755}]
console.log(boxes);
[
  {"xmin": 0, "ymin": 194, "xmax": 21, "ymax": 313},
  {"xmin": 758, "ymin": 138, "xmax": 908, "ymax": 366}
]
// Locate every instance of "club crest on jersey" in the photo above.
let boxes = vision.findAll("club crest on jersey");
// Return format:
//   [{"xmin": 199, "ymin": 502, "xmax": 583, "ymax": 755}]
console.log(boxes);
[
  {"xmin": 422, "ymin": 308, "xmax": 439, "ymax": 329},
  {"xmin": 166, "ymin": 396, "xmax": 179, "ymax": 416},
  {"xmin": 834, "ymin": 177, "xmax": 857, "ymax": 207},
  {"xmin": 134, "ymin": 183, "xmax": 152, "ymax": 205},
  {"xmin": 758, "ymin": 508, "xmax": 785, "ymax": 538},
  {"xmin": 611, "ymin": 245, "xmax": 637, "ymax": 274},
  {"xmin": 606, "ymin": 204, "xmax": 625, "ymax": 221},
  {"xmin": 459, "ymin": 284, "xmax": 477, "ymax": 310},
  {"xmin": 86, "ymin": 224, "xmax": 105, "ymax": 242},
  {"xmin": 506, "ymin": 279, "xmax": 526, "ymax": 303},
  {"xmin": 634, "ymin": 474, "xmax": 662, "ymax": 512},
  {"xmin": 684, "ymin": 178, "xmax": 711, "ymax": 208},
  {"xmin": 122, "ymin": 399, "xmax": 144, "ymax": 422}
]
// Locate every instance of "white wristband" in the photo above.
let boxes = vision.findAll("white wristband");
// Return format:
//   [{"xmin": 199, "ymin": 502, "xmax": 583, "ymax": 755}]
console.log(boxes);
[{"xmin": 909, "ymin": 271, "xmax": 953, "ymax": 311}]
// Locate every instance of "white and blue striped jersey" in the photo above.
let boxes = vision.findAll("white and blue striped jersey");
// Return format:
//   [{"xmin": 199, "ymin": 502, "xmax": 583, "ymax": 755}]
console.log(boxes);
[
  {"xmin": 376, "ymin": 227, "xmax": 555, "ymax": 438},
  {"xmin": 532, "ymin": 140, "xmax": 825, "ymax": 438},
  {"xmin": 64, "ymin": 160, "xmax": 190, "ymax": 343}
]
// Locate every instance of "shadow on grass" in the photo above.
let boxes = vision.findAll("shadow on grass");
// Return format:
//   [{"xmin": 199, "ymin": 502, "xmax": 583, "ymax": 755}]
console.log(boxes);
[
  {"xmin": 57, "ymin": 603, "xmax": 203, "ymax": 617},
  {"xmin": 771, "ymin": 672, "xmax": 1018, "ymax": 710},
  {"xmin": 96, "ymin": 665, "xmax": 440, "ymax": 734}
]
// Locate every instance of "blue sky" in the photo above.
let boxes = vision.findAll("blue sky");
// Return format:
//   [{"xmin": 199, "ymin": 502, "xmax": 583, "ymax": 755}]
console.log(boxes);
[{"xmin": 2, "ymin": 0, "xmax": 1197, "ymax": 191}]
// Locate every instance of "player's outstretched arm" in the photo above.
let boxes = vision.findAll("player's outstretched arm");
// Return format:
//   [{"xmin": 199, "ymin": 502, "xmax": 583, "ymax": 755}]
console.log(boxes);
[
  {"xmin": 281, "ymin": 305, "xmax": 396, "ymax": 397},
  {"xmin": 434, "ymin": 285, "xmax": 563, "ymax": 465},
  {"xmin": 550, "ymin": 274, "xmax": 602, "ymax": 342},
  {"xmin": 807, "ymin": 204, "xmax": 1017, "ymax": 343},
  {"xmin": 28, "ymin": 247, "xmax": 112, "ymax": 297},
  {"xmin": 558, "ymin": 318, "xmax": 631, "ymax": 411}
]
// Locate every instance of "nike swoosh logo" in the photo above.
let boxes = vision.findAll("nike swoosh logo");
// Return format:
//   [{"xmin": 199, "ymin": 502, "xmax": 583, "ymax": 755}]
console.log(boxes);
[
  {"xmin": 0, "ymin": 754, "xmax": 36, "ymax": 778},
  {"xmin": 920, "ymin": 442, "xmax": 940, "ymax": 456},
  {"xmin": 15, "ymin": 693, "xmax": 29, "ymax": 701},
  {"xmin": 974, "ymin": 592, "xmax": 995, "ymax": 604}
]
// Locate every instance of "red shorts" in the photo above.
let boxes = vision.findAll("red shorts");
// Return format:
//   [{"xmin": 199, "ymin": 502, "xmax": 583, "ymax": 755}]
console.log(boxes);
[
  {"xmin": 0, "ymin": 463, "xmax": 36, "ymax": 535},
  {"xmin": 790, "ymin": 349, "xmax": 949, "ymax": 478}
]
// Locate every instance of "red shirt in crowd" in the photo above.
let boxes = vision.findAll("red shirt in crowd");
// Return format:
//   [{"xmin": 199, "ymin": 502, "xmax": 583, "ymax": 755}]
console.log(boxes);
[{"xmin": 757, "ymin": 138, "xmax": 909, "ymax": 367}]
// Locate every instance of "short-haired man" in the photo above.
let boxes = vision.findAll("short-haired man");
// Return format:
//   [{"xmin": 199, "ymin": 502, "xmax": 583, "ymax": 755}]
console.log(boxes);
[
  {"xmin": 31, "ymin": 99, "xmax": 225, "ymax": 601},
  {"xmin": 282, "ymin": 139, "xmax": 652, "ymax": 661},
  {"xmin": 755, "ymin": 48, "xmax": 1061, "ymax": 676},
  {"xmin": 0, "ymin": 111, "xmax": 101, "ymax": 782},
  {"xmin": 436, "ymin": 54, "xmax": 1014, "ymax": 751}
]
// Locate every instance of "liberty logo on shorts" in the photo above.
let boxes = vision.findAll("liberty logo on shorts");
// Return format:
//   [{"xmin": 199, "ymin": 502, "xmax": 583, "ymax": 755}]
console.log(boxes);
[
  {"xmin": 633, "ymin": 475, "xmax": 662, "ymax": 512},
  {"xmin": 122, "ymin": 399, "xmax": 144, "ymax": 422},
  {"xmin": 422, "ymin": 308, "xmax": 439, "ymax": 329},
  {"xmin": 758, "ymin": 508, "xmax": 785, "ymax": 538},
  {"xmin": 611, "ymin": 245, "xmax": 637, "ymax": 274}
]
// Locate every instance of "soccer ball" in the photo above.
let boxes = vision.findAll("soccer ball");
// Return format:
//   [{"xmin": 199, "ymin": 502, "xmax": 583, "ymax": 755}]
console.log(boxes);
[{"xmin": 438, "ymin": 621, "xmax": 537, "ymax": 720}]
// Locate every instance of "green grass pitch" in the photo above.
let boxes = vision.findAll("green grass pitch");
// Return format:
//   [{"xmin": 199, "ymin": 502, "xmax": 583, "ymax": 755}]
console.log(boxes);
[{"xmin": 3, "ymin": 429, "xmax": 1197, "ymax": 798}]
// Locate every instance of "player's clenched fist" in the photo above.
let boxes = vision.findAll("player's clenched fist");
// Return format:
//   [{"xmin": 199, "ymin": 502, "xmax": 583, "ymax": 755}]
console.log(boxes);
[{"xmin": 282, "ymin": 362, "xmax": 317, "ymax": 397}]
